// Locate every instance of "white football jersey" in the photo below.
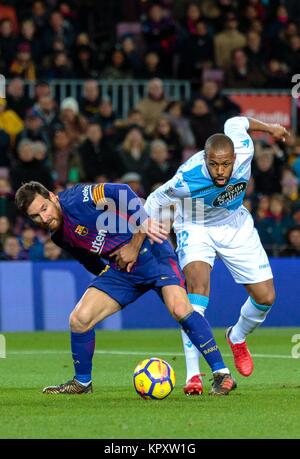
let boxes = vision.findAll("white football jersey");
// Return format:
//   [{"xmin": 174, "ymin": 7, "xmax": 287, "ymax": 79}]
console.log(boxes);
[{"xmin": 144, "ymin": 117, "xmax": 254, "ymax": 230}]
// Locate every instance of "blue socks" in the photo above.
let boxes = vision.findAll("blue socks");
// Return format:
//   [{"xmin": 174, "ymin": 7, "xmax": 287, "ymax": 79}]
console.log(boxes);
[
  {"xmin": 180, "ymin": 311, "xmax": 227, "ymax": 373},
  {"xmin": 71, "ymin": 329, "xmax": 95, "ymax": 384}
]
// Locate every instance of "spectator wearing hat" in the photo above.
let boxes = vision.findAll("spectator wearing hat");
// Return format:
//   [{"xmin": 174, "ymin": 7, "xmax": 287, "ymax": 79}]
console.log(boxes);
[
  {"xmin": 0, "ymin": 98, "xmax": 24, "ymax": 144},
  {"xmin": 59, "ymin": 97, "xmax": 88, "ymax": 149},
  {"xmin": 214, "ymin": 12, "xmax": 247, "ymax": 68},
  {"xmin": 9, "ymin": 42, "xmax": 36, "ymax": 80}
]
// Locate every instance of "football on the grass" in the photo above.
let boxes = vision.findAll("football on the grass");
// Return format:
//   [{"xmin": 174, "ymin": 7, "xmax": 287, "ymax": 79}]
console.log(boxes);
[{"xmin": 133, "ymin": 357, "xmax": 175, "ymax": 400}]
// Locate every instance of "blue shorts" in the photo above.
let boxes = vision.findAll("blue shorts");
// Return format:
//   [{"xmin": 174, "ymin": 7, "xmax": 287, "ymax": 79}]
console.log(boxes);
[{"xmin": 88, "ymin": 240, "xmax": 186, "ymax": 307}]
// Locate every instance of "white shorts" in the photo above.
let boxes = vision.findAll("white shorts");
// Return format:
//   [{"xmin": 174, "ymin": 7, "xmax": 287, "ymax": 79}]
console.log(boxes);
[{"xmin": 176, "ymin": 207, "xmax": 273, "ymax": 284}]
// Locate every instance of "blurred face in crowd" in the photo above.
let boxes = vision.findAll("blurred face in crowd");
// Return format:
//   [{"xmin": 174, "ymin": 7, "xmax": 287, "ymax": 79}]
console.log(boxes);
[
  {"xmin": 288, "ymin": 229, "xmax": 300, "ymax": 249},
  {"xmin": 54, "ymin": 130, "xmax": 69, "ymax": 150},
  {"xmin": 27, "ymin": 193, "xmax": 63, "ymax": 232},
  {"xmin": 61, "ymin": 107, "xmax": 76, "ymax": 122},
  {"xmin": 256, "ymin": 151, "xmax": 273, "ymax": 172},
  {"xmin": 147, "ymin": 79, "xmax": 164, "ymax": 100},
  {"xmin": 122, "ymin": 37, "xmax": 135, "ymax": 54},
  {"xmin": 33, "ymin": 141, "xmax": 47, "ymax": 161},
  {"xmin": 0, "ymin": 178, "xmax": 11, "ymax": 193},
  {"xmin": 26, "ymin": 114, "xmax": 42, "ymax": 131},
  {"xmin": 18, "ymin": 142, "xmax": 35, "ymax": 162},
  {"xmin": 192, "ymin": 99, "xmax": 209, "ymax": 116},
  {"xmin": 195, "ymin": 21, "xmax": 207, "ymax": 36},
  {"xmin": 87, "ymin": 124, "xmax": 102, "ymax": 144},
  {"xmin": 257, "ymin": 195, "xmax": 270, "ymax": 212},
  {"xmin": 0, "ymin": 19, "xmax": 13, "ymax": 38},
  {"xmin": 39, "ymin": 96, "xmax": 55, "ymax": 114},
  {"xmin": 22, "ymin": 227, "xmax": 35, "ymax": 242},
  {"xmin": 187, "ymin": 3, "xmax": 201, "ymax": 22},
  {"xmin": 247, "ymin": 31, "xmax": 261, "ymax": 51},
  {"xmin": 151, "ymin": 141, "xmax": 168, "ymax": 165},
  {"xmin": 44, "ymin": 239, "xmax": 62, "ymax": 260},
  {"xmin": 21, "ymin": 19, "xmax": 35, "ymax": 40},
  {"xmin": 289, "ymin": 35, "xmax": 300, "ymax": 51},
  {"xmin": 0, "ymin": 216, "xmax": 10, "ymax": 234},
  {"xmin": 35, "ymin": 83, "xmax": 51, "ymax": 99},
  {"xmin": 145, "ymin": 52, "xmax": 160, "ymax": 70},
  {"xmin": 201, "ymin": 80, "xmax": 218, "ymax": 100},
  {"xmin": 4, "ymin": 237, "xmax": 22, "ymax": 258},
  {"xmin": 270, "ymin": 197, "xmax": 284, "ymax": 216},
  {"xmin": 149, "ymin": 4, "xmax": 164, "ymax": 22},
  {"xmin": 226, "ymin": 15, "xmax": 238, "ymax": 31},
  {"xmin": 126, "ymin": 128, "xmax": 143, "ymax": 148},
  {"xmin": 233, "ymin": 50, "xmax": 247, "ymax": 69},
  {"xmin": 112, "ymin": 50, "xmax": 125, "ymax": 68},
  {"xmin": 157, "ymin": 117, "xmax": 171, "ymax": 135},
  {"xmin": 99, "ymin": 100, "xmax": 113, "ymax": 117},
  {"xmin": 76, "ymin": 32, "xmax": 90, "ymax": 46},
  {"xmin": 84, "ymin": 80, "xmax": 99, "ymax": 102},
  {"xmin": 50, "ymin": 12, "xmax": 64, "ymax": 31},
  {"xmin": 17, "ymin": 48, "xmax": 32, "ymax": 64},
  {"xmin": 32, "ymin": 1, "xmax": 46, "ymax": 17},
  {"xmin": 8, "ymin": 78, "xmax": 24, "ymax": 98},
  {"xmin": 168, "ymin": 101, "xmax": 181, "ymax": 118}
]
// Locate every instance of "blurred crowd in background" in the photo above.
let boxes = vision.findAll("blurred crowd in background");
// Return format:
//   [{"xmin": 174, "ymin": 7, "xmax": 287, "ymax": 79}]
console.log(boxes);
[{"xmin": 1, "ymin": 0, "xmax": 300, "ymax": 261}]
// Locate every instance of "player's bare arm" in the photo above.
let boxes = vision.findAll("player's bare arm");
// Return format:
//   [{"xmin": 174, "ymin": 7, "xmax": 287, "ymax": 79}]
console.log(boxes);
[{"xmin": 247, "ymin": 117, "xmax": 289, "ymax": 142}]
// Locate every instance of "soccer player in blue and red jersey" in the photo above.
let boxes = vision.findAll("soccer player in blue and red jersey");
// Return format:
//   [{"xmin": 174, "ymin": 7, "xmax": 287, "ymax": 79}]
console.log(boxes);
[{"xmin": 15, "ymin": 181, "xmax": 236, "ymax": 395}]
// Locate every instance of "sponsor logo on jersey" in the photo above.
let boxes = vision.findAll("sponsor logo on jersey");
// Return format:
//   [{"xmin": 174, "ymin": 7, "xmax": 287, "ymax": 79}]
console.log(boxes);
[
  {"xmin": 82, "ymin": 185, "xmax": 90, "ymax": 202},
  {"xmin": 90, "ymin": 229, "xmax": 107, "ymax": 254},
  {"xmin": 213, "ymin": 182, "xmax": 247, "ymax": 207},
  {"xmin": 242, "ymin": 139, "xmax": 250, "ymax": 148},
  {"xmin": 75, "ymin": 225, "xmax": 89, "ymax": 236}
]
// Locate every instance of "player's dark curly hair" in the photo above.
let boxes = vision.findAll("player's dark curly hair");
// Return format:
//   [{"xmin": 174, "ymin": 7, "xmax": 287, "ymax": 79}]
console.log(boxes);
[{"xmin": 15, "ymin": 181, "xmax": 50, "ymax": 215}]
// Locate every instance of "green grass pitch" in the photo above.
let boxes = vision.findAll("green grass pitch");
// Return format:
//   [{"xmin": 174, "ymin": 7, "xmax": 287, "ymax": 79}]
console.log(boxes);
[{"xmin": 0, "ymin": 328, "xmax": 299, "ymax": 439}]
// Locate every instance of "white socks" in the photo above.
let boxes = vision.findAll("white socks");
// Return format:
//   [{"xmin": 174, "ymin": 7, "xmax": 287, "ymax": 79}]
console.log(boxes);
[{"xmin": 230, "ymin": 297, "xmax": 272, "ymax": 344}]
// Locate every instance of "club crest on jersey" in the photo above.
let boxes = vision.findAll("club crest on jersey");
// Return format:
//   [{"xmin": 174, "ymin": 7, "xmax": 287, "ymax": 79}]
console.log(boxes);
[
  {"xmin": 75, "ymin": 225, "xmax": 89, "ymax": 236},
  {"xmin": 213, "ymin": 182, "xmax": 247, "ymax": 207}
]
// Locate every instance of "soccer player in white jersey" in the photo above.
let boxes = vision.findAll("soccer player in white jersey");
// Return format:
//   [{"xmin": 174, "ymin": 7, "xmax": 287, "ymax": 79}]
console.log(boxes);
[{"xmin": 144, "ymin": 116, "xmax": 289, "ymax": 395}]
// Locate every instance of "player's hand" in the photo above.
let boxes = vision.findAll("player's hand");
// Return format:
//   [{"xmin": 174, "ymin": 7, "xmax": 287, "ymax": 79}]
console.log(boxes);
[
  {"xmin": 140, "ymin": 217, "xmax": 168, "ymax": 244},
  {"xmin": 269, "ymin": 124, "xmax": 289, "ymax": 142},
  {"xmin": 109, "ymin": 243, "xmax": 139, "ymax": 272}
]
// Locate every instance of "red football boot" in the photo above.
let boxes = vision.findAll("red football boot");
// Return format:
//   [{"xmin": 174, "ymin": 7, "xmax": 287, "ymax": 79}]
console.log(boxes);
[
  {"xmin": 183, "ymin": 374, "xmax": 204, "ymax": 395},
  {"xmin": 226, "ymin": 327, "xmax": 254, "ymax": 377}
]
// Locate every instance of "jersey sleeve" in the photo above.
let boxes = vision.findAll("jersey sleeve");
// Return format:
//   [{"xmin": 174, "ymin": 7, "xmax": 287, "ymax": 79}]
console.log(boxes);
[
  {"xmin": 91, "ymin": 182, "xmax": 149, "ymax": 227},
  {"xmin": 144, "ymin": 172, "xmax": 190, "ymax": 219},
  {"xmin": 224, "ymin": 116, "xmax": 254, "ymax": 159}
]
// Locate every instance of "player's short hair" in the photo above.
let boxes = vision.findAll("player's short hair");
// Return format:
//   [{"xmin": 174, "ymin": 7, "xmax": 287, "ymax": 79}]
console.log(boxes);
[
  {"xmin": 204, "ymin": 134, "xmax": 234, "ymax": 156},
  {"xmin": 15, "ymin": 181, "xmax": 50, "ymax": 215}
]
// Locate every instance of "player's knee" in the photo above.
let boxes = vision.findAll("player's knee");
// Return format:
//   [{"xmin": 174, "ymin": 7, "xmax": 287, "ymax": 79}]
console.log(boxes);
[
  {"xmin": 186, "ymin": 274, "xmax": 209, "ymax": 296},
  {"xmin": 253, "ymin": 288, "xmax": 275, "ymax": 307},
  {"xmin": 69, "ymin": 309, "xmax": 93, "ymax": 333},
  {"xmin": 172, "ymin": 301, "xmax": 192, "ymax": 322}
]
